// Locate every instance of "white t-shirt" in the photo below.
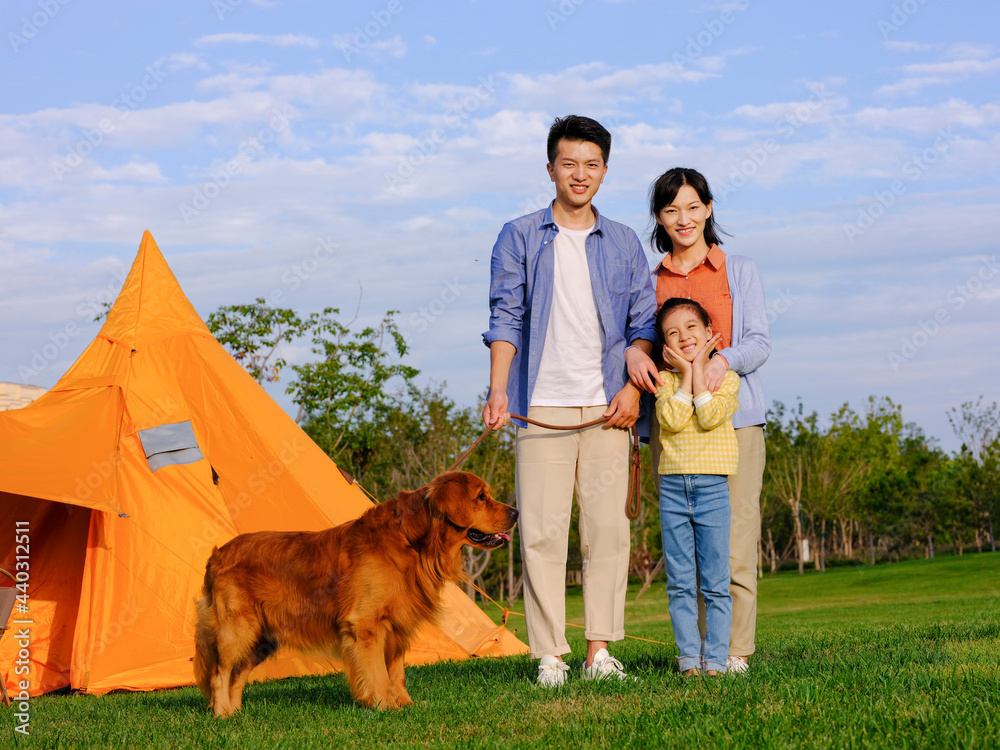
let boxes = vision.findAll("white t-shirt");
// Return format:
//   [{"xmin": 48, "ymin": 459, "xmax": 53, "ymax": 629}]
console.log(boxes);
[{"xmin": 530, "ymin": 223, "xmax": 607, "ymax": 407}]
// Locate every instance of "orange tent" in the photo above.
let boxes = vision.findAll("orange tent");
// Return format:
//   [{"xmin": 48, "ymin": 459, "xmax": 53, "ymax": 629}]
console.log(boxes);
[{"xmin": 0, "ymin": 231, "xmax": 526, "ymax": 697}]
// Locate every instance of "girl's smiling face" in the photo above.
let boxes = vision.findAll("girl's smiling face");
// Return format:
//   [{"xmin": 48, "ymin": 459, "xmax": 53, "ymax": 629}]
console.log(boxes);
[
  {"xmin": 661, "ymin": 305, "xmax": 714, "ymax": 363},
  {"xmin": 655, "ymin": 184, "xmax": 713, "ymax": 253}
]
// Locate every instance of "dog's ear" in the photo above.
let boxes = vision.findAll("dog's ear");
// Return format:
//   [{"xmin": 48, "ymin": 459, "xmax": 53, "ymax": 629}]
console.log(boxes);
[
  {"xmin": 396, "ymin": 488, "xmax": 433, "ymax": 546},
  {"xmin": 428, "ymin": 475, "xmax": 477, "ymax": 529}
]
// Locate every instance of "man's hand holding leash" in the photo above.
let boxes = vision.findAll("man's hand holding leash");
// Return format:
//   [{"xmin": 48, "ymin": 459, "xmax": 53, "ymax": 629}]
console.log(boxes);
[{"xmin": 484, "ymin": 340, "xmax": 515, "ymax": 430}]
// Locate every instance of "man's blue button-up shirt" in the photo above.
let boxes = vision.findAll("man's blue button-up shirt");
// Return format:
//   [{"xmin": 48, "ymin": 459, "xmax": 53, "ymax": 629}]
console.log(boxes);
[{"xmin": 483, "ymin": 204, "xmax": 658, "ymax": 423}]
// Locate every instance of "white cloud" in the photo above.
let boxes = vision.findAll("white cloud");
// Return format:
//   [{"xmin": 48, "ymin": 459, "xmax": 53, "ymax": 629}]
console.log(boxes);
[
  {"xmin": 690, "ymin": 1, "xmax": 751, "ymax": 11},
  {"xmin": 504, "ymin": 61, "xmax": 718, "ymax": 116},
  {"xmin": 2, "ymin": 53, "xmax": 998, "ymax": 452},
  {"xmin": 878, "ymin": 54, "xmax": 1000, "ymax": 97},
  {"xmin": 947, "ymin": 43, "xmax": 994, "ymax": 60},
  {"xmin": 163, "ymin": 53, "xmax": 210, "ymax": 72},
  {"xmin": 876, "ymin": 76, "xmax": 950, "ymax": 98},
  {"xmin": 332, "ymin": 33, "xmax": 407, "ymax": 61},
  {"xmin": 613, "ymin": 122, "xmax": 683, "ymax": 155},
  {"xmin": 883, "ymin": 40, "xmax": 935, "ymax": 53},
  {"xmin": 900, "ymin": 57, "xmax": 1000, "ymax": 77},
  {"xmin": 854, "ymin": 99, "xmax": 1000, "ymax": 132},
  {"xmin": 195, "ymin": 33, "xmax": 321, "ymax": 48},
  {"xmin": 91, "ymin": 161, "xmax": 166, "ymax": 183},
  {"xmin": 729, "ymin": 92, "xmax": 846, "ymax": 125}
]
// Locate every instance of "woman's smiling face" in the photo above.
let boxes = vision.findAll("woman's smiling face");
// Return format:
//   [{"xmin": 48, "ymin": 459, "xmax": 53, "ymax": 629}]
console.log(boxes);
[{"xmin": 655, "ymin": 184, "xmax": 713, "ymax": 253}]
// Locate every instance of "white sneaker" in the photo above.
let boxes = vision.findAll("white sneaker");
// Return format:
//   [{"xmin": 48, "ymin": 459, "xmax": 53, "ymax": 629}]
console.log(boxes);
[
  {"xmin": 581, "ymin": 648, "xmax": 634, "ymax": 682},
  {"xmin": 537, "ymin": 655, "xmax": 569, "ymax": 687},
  {"xmin": 726, "ymin": 656, "xmax": 750, "ymax": 675}
]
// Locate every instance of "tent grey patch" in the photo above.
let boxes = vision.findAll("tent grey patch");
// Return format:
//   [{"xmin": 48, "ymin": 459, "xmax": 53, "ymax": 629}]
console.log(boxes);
[{"xmin": 137, "ymin": 420, "xmax": 204, "ymax": 471}]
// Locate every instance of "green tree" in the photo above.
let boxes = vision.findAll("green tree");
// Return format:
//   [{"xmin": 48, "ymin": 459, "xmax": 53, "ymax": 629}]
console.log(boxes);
[
  {"xmin": 805, "ymin": 402, "xmax": 879, "ymax": 571},
  {"xmin": 885, "ymin": 427, "xmax": 949, "ymax": 559},
  {"xmin": 289, "ymin": 309, "xmax": 419, "ymax": 483},
  {"xmin": 948, "ymin": 398, "xmax": 1000, "ymax": 552},
  {"xmin": 948, "ymin": 397, "xmax": 1000, "ymax": 461},
  {"xmin": 839, "ymin": 396, "xmax": 904, "ymax": 565},
  {"xmin": 764, "ymin": 401, "xmax": 814, "ymax": 574},
  {"xmin": 207, "ymin": 298, "xmax": 311, "ymax": 383},
  {"xmin": 950, "ymin": 442, "xmax": 999, "ymax": 553}
]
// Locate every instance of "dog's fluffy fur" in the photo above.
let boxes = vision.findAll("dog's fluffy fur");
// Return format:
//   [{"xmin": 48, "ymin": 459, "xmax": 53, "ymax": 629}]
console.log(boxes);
[{"xmin": 193, "ymin": 470, "xmax": 517, "ymax": 716}]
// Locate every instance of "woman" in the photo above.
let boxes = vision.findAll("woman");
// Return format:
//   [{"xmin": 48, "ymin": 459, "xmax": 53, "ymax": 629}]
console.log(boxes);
[{"xmin": 630, "ymin": 167, "xmax": 770, "ymax": 674}]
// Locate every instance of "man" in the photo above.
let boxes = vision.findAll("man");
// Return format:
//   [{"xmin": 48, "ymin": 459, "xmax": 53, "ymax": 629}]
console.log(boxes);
[{"xmin": 482, "ymin": 115, "xmax": 660, "ymax": 686}]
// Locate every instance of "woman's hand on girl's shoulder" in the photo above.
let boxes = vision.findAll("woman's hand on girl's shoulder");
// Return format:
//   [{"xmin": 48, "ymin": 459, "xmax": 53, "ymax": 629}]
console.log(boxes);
[
  {"xmin": 702, "ymin": 344, "xmax": 729, "ymax": 392},
  {"xmin": 692, "ymin": 333, "xmax": 720, "ymax": 366}
]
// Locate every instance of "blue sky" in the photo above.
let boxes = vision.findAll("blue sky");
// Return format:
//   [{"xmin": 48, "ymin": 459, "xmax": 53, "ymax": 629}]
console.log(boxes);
[{"xmin": 2, "ymin": 0, "xmax": 998, "ymax": 452}]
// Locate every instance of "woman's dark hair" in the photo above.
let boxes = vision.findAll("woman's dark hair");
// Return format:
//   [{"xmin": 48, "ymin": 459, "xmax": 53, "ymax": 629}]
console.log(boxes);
[
  {"xmin": 655, "ymin": 297, "xmax": 713, "ymax": 344},
  {"xmin": 547, "ymin": 115, "xmax": 612, "ymax": 165},
  {"xmin": 648, "ymin": 167, "xmax": 728, "ymax": 254}
]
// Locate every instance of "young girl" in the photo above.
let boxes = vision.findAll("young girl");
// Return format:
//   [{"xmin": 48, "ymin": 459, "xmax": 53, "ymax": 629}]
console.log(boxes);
[
  {"xmin": 631, "ymin": 166, "xmax": 769, "ymax": 676},
  {"xmin": 655, "ymin": 297, "xmax": 739, "ymax": 676}
]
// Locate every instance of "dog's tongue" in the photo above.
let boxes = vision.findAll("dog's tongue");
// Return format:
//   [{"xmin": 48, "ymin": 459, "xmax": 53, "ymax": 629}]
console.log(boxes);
[{"xmin": 498, "ymin": 533, "xmax": 511, "ymax": 542}]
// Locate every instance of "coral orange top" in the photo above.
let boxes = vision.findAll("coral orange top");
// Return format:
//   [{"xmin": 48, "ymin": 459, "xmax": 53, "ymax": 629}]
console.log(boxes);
[{"xmin": 654, "ymin": 244, "xmax": 733, "ymax": 354}]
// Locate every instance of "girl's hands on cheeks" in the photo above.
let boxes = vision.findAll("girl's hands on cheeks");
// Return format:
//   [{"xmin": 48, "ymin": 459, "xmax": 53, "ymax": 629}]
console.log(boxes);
[
  {"xmin": 661, "ymin": 344, "xmax": 691, "ymax": 374},
  {"xmin": 693, "ymin": 333, "xmax": 721, "ymax": 369}
]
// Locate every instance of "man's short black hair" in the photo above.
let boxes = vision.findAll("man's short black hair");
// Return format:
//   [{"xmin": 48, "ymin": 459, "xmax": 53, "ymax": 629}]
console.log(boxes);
[{"xmin": 546, "ymin": 115, "xmax": 611, "ymax": 165}]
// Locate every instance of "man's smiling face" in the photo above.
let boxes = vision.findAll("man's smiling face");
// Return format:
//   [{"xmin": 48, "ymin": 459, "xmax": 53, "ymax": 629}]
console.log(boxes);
[{"xmin": 546, "ymin": 138, "xmax": 607, "ymax": 214}]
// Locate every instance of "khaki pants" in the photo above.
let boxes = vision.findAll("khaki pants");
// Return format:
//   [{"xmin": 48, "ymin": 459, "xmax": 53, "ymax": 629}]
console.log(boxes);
[
  {"xmin": 516, "ymin": 405, "xmax": 631, "ymax": 658},
  {"xmin": 650, "ymin": 419, "xmax": 765, "ymax": 657}
]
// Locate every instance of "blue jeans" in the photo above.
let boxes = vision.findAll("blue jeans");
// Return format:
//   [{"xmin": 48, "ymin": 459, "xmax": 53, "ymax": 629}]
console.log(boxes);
[{"xmin": 659, "ymin": 474, "xmax": 733, "ymax": 673}]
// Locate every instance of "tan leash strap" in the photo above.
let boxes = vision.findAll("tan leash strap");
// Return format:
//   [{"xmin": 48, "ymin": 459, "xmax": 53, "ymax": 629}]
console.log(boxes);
[{"xmin": 448, "ymin": 414, "xmax": 643, "ymax": 520}]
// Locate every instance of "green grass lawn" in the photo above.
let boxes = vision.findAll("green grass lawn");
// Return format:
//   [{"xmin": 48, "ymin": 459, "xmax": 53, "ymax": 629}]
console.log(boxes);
[{"xmin": 5, "ymin": 554, "xmax": 999, "ymax": 749}]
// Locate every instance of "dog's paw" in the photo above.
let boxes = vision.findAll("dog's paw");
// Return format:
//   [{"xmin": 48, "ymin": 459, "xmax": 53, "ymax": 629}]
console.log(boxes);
[{"xmin": 357, "ymin": 693, "xmax": 402, "ymax": 710}]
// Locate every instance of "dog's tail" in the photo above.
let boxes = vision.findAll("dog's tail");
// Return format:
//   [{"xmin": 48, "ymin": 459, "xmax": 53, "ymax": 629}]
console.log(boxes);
[{"xmin": 193, "ymin": 550, "xmax": 220, "ymax": 708}]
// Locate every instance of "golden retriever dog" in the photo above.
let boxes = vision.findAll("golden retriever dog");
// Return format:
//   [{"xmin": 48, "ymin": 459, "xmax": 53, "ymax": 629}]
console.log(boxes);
[{"xmin": 194, "ymin": 470, "xmax": 517, "ymax": 717}]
